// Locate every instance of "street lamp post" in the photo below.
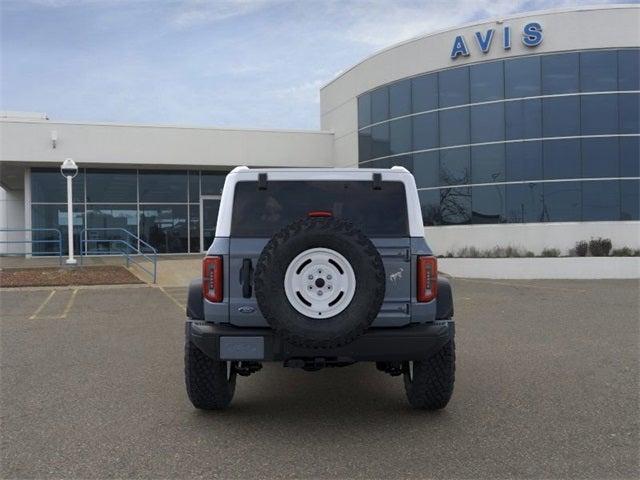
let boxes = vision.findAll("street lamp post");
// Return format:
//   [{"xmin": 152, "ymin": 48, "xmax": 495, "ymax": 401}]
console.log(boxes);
[{"xmin": 60, "ymin": 158, "xmax": 78, "ymax": 265}]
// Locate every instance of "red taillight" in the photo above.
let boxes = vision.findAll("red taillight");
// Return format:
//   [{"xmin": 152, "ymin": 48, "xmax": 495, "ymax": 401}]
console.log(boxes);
[
  {"xmin": 203, "ymin": 256, "xmax": 223, "ymax": 302},
  {"xmin": 417, "ymin": 256, "xmax": 438, "ymax": 302},
  {"xmin": 308, "ymin": 211, "xmax": 332, "ymax": 217}
]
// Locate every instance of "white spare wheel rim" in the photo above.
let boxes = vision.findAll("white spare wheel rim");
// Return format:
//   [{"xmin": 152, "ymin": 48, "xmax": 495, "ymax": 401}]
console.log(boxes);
[{"xmin": 284, "ymin": 247, "xmax": 356, "ymax": 319}]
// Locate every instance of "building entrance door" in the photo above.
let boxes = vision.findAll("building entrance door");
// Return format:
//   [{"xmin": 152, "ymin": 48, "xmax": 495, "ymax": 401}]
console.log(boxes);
[{"xmin": 200, "ymin": 195, "xmax": 221, "ymax": 253}]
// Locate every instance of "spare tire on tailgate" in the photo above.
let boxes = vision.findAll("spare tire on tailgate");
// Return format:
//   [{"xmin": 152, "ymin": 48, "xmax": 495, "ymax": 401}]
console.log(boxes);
[{"xmin": 254, "ymin": 216, "xmax": 385, "ymax": 349}]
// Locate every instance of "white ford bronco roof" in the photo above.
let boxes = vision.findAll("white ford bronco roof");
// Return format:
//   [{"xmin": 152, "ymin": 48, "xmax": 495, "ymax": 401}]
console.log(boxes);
[{"xmin": 215, "ymin": 166, "xmax": 425, "ymax": 237}]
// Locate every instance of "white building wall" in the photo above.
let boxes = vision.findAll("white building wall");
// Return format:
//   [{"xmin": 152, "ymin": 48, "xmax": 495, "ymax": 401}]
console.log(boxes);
[
  {"xmin": 0, "ymin": 120, "xmax": 335, "ymax": 169},
  {"xmin": 0, "ymin": 186, "xmax": 26, "ymax": 254},
  {"xmin": 425, "ymin": 221, "xmax": 640, "ymax": 256}
]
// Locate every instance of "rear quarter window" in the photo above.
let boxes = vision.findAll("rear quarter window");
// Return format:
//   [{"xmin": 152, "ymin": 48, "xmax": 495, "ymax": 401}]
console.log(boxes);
[{"xmin": 231, "ymin": 180, "xmax": 409, "ymax": 237}]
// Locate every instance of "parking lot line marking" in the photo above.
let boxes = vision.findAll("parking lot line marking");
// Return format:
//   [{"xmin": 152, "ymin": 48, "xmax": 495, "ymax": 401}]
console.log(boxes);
[
  {"xmin": 58, "ymin": 288, "xmax": 79, "ymax": 319},
  {"xmin": 29, "ymin": 290, "xmax": 56, "ymax": 319},
  {"xmin": 158, "ymin": 286, "xmax": 185, "ymax": 311}
]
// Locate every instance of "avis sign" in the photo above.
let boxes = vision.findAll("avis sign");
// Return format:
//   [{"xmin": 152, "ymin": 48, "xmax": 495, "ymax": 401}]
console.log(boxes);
[{"xmin": 450, "ymin": 22, "xmax": 543, "ymax": 59}]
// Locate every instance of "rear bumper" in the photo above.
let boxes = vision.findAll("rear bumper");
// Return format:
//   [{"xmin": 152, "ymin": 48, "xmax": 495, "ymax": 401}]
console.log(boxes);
[{"xmin": 186, "ymin": 320, "xmax": 454, "ymax": 363}]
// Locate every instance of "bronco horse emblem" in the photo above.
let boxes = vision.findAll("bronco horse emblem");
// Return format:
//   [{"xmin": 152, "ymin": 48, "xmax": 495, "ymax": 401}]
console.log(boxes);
[{"xmin": 389, "ymin": 267, "xmax": 404, "ymax": 283}]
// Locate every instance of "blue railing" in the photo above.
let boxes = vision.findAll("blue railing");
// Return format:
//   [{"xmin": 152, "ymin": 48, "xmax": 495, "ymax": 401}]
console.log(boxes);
[
  {"xmin": 80, "ymin": 228, "xmax": 158, "ymax": 283},
  {"xmin": 0, "ymin": 228, "xmax": 63, "ymax": 264}
]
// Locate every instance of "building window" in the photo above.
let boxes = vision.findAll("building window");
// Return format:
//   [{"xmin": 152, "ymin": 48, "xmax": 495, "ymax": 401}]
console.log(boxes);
[
  {"xmin": 581, "ymin": 94, "xmax": 618, "ymax": 135},
  {"xmin": 413, "ymin": 151, "xmax": 439, "ymax": 188},
  {"xmin": 139, "ymin": 170, "xmax": 188, "ymax": 203},
  {"xmin": 439, "ymin": 66, "xmax": 469, "ymax": 108},
  {"xmin": 582, "ymin": 180, "xmax": 620, "ymax": 221},
  {"xmin": 411, "ymin": 73, "xmax": 438, "ymax": 113},
  {"xmin": 31, "ymin": 168, "xmax": 84, "ymax": 203},
  {"xmin": 440, "ymin": 187, "xmax": 471, "ymax": 225},
  {"xmin": 86, "ymin": 169, "xmax": 136, "ymax": 203},
  {"xmin": 389, "ymin": 117, "xmax": 412, "ymax": 155},
  {"xmin": 370, "ymin": 86, "xmax": 389, "ymax": 124},
  {"xmin": 582, "ymin": 137, "xmax": 619, "ymax": 178},
  {"xmin": 618, "ymin": 49, "xmax": 640, "ymax": 91},
  {"xmin": 543, "ymin": 139, "xmax": 581, "ymax": 180},
  {"xmin": 543, "ymin": 182, "xmax": 581, "ymax": 222},
  {"xmin": 506, "ymin": 142, "xmax": 543, "ymax": 182},
  {"xmin": 389, "ymin": 79, "xmax": 411, "ymax": 118},
  {"xmin": 505, "ymin": 99, "xmax": 542, "ymax": 140},
  {"xmin": 621, "ymin": 180, "xmax": 640, "ymax": 220},
  {"xmin": 471, "ymin": 144, "xmax": 505, "ymax": 184},
  {"xmin": 139, "ymin": 205, "xmax": 188, "ymax": 253},
  {"xmin": 505, "ymin": 56, "xmax": 541, "ymax": 98},
  {"xmin": 470, "ymin": 103, "xmax": 505, "ymax": 143},
  {"xmin": 541, "ymin": 52, "xmax": 579, "ymax": 94},
  {"xmin": 542, "ymin": 96, "xmax": 580, "ymax": 137},
  {"xmin": 506, "ymin": 183, "xmax": 543, "ymax": 223},
  {"xmin": 357, "ymin": 94, "xmax": 371, "ymax": 128},
  {"xmin": 439, "ymin": 108, "xmax": 469, "ymax": 147},
  {"xmin": 412, "ymin": 112, "xmax": 438, "ymax": 151},
  {"xmin": 471, "ymin": 185, "xmax": 505, "ymax": 224},
  {"xmin": 440, "ymin": 147, "xmax": 470, "ymax": 186},
  {"xmin": 580, "ymin": 50, "xmax": 618, "ymax": 92},
  {"xmin": 470, "ymin": 61, "xmax": 504, "ymax": 102}
]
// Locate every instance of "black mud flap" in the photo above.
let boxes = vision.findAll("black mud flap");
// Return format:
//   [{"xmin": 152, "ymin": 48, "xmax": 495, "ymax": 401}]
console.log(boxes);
[
  {"xmin": 186, "ymin": 278, "xmax": 204, "ymax": 320},
  {"xmin": 436, "ymin": 277, "xmax": 454, "ymax": 319}
]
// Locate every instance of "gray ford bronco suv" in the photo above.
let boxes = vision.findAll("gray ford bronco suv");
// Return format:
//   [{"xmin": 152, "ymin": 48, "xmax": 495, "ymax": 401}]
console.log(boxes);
[{"xmin": 185, "ymin": 166, "xmax": 455, "ymax": 410}]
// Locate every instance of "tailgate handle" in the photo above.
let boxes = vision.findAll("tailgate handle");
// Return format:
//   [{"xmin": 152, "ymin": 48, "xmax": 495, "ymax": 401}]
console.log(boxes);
[{"xmin": 240, "ymin": 258, "xmax": 253, "ymax": 298}]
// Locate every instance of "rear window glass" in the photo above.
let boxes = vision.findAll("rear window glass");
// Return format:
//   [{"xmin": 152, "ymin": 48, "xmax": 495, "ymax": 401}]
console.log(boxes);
[{"xmin": 231, "ymin": 180, "xmax": 408, "ymax": 237}]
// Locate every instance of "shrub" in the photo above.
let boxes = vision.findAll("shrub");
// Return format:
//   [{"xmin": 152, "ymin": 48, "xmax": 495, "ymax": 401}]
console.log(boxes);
[
  {"xmin": 610, "ymin": 247, "xmax": 640, "ymax": 257},
  {"xmin": 574, "ymin": 241, "xmax": 589, "ymax": 257},
  {"xmin": 589, "ymin": 237, "xmax": 612, "ymax": 257},
  {"xmin": 540, "ymin": 248, "xmax": 561, "ymax": 257},
  {"xmin": 525, "ymin": 250, "xmax": 535, "ymax": 257}
]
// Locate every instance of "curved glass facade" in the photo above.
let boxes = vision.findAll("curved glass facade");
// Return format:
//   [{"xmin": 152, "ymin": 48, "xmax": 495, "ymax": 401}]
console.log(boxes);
[{"xmin": 357, "ymin": 49, "xmax": 640, "ymax": 225}]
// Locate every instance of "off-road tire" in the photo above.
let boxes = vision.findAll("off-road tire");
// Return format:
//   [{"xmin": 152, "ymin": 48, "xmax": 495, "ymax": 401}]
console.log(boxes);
[
  {"xmin": 184, "ymin": 340, "xmax": 236, "ymax": 410},
  {"xmin": 254, "ymin": 216, "xmax": 385, "ymax": 349},
  {"xmin": 403, "ymin": 338, "xmax": 455, "ymax": 410}
]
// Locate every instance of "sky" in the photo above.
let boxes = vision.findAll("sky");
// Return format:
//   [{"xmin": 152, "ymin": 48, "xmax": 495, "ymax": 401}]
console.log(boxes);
[{"xmin": 0, "ymin": 0, "xmax": 630, "ymax": 130}]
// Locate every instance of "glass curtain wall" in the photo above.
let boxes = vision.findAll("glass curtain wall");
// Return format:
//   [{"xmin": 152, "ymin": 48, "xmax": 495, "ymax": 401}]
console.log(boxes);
[
  {"xmin": 357, "ymin": 48, "xmax": 640, "ymax": 225},
  {"xmin": 31, "ymin": 168, "xmax": 228, "ymax": 255}
]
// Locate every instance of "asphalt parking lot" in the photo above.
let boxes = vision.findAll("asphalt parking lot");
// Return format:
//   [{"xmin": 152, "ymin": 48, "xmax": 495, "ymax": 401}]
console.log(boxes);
[{"xmin": 1, "ymin": 279, "xmax": 638, "ymax": 479}]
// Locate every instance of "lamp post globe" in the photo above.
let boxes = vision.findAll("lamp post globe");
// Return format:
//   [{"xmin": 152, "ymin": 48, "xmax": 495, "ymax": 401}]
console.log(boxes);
[
  {"xmin": 60, "ymin": 158, "xmax": 78, "ymax": 265},
  {"xmin": 60, "ymin": 158, "xmax": 78, "ymax": 178}
]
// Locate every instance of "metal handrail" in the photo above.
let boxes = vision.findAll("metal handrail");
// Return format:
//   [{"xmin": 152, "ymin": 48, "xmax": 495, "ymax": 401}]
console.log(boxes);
[
  {"xmin": 79, "ymin": 228, "xmax": 158, "ymax": 283},
  {"xmin": 0, "ymin": 228, "xmax": 63, "ymax": 264}
]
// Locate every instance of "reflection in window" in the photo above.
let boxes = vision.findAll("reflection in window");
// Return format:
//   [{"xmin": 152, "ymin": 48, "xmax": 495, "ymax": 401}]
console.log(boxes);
[
  {"xmin": 412, "ymin": 73, "xmax": 438, "ymax": 113},
  {"xmin": 582, "ymin": 137, "xmax": 619, "ymax": 178},
  {"xmin": 358, "ymin": 94, "xmax": 371, "ymax": 128},
  {"xmin": 472, "ymin": 185, "xmax": 505, "ymax": 224},
  {"xmin": 371, "ymin": 87, "xmax": 389, "ymax": 123},
  {"xmin": 440, "ymin": 148, "xmax": 470, "ymax": 186},
  {"xmin": 139, "ymin": 205, "xmax": 188, "ymax": 253},
  {"xmin": 619, "ymin": 93, "xmax": 639, "ymax": 134},
  {"xmin": 412, "ymin": 112, "xmax": 438, "ymax": 151},
  {"xmin": 543, "ymin": 182, "xmax": 581, "ymax": 222},
  {"xmin": 471, "ymin": 103, "xmax": 504, "ymax": 143},
  {"xmin": 188, "ymin": 171, "xmax": 200, "ymax": 203},
  {"xmin": 86, "ymin": 205, "xmax": 138, "ymax": 254},
  {"xmin": 439, "ymin": 67, "xmax": 469, "ymax": 108},
  {"xmin": 470, "ymin": 61, "xmax": 504, "ymax": 102},
  {"xmin": 543, "ymin": 139, "xmax": 581, "ymax": 180},
  {"xmin": 389, "ymin": 117, "xmax": 412, "ymax": 155},
  {"xmin": 542, "ymin": 53, "xmax": 579, "ymax": 94},
  {"xmin": 505, "ymin": 56, "xmax": 541, "ymax": 98},
  {"xmin": 506, "ymin": 142, "xmax": 543, "ymax": 182},
  {"xmin": 506, "ymin": 183, "xmax": 543, "ymax": 223},
  {"xmin": 31, "ymin": 168, "xmax": 85, "ymax": 203},
  {"xmin": 389, "ymin": 79, "xmax": 411, "ymax": 118},
  {"xmin": 413, "ymin": 152, "xmax": 440, "ymax": 188},
  {"xmin": 139, "ymin": 170, "xmax": 187, "ymax": 203},
  {"xmin": 371, "ymin": 123, "xmax": 390, "ymax": 158},
  {"xmin": 358, "ymin": 129, "xmax": 372, "ymax": 162},
  {"xmin": 419, "ymin": 189, "xmax": 440, "ymax": 226},
  {"xmin": 439, "ymin": 108, "xmax": 469, "ymax": 147},
  {"xmin": 580, "ymin": 51, "xmax": 617, "ymax": 92},
  {"xmin": 189, "ymin": 204, "xmax": 200, "ymax": 252},
  {"xmin": 581, "ymin": 94, "xmax": 618, "ymax": 135},
  {"xmin": 505, "ymin": 99, "xmax": 542, "ymax": 140},
  {"xmin": 583, "ymin": 181, "xmax": 620, "ymax": 221},
  {"xmin": 471, "ymin": 144, "xmax": 505, "ymax": 184},
  {"xmin": 440, "ymin": 187, "xmax": 471, "ymax": 225},
  {"xmin": 86, "ymin": 169, "xmax": 137, "ymax": 203},
  {"xmin": 201, "ymin": 171, "xmax": 227, "ymax": 195},
  {"xmin": 31, "ymin": 204, "xmax": 85, "ymax": 255},
  {"xmin": 543, "ymin": 96, "xmax": 580, "ymax": 137},
  {"xmin": 620, "ymin": 137, "xmax": 640, "ymax": 177},
  {"xmin": 618, "ymin": 49, "xmax": 640, "ymax": 91},
  {"xmin": 621, "ymin": 180, "xmax": 640, "ymax": 221}
]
